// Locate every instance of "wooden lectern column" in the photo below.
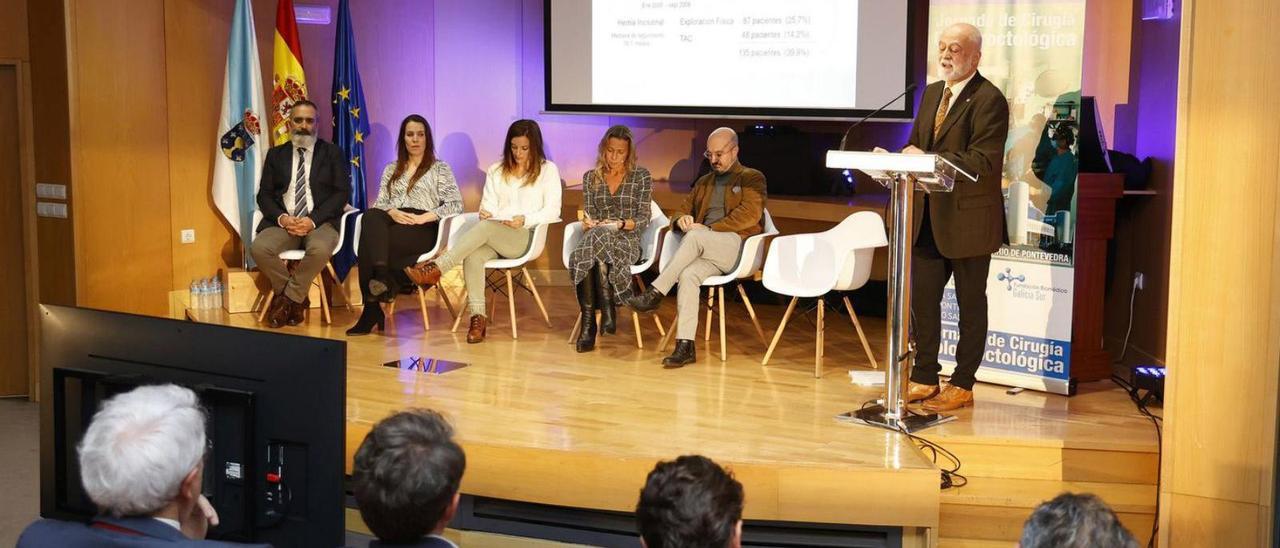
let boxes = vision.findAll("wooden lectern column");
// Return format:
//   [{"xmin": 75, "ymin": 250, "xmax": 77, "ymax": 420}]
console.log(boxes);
[{"xmin": 1069, "ymin": 173, "xmax": 1124, "ymax": 382}]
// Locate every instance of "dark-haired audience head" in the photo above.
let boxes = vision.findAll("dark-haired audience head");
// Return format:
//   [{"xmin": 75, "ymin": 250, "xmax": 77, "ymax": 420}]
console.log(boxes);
[
  {"xmin": 1020, "ymin": 492, "xmax": 1138, "ymax": 548},
  {"xmin": 352, "ymin": 409, "xmax": 466, "ymax": 544},
  {"xmin": 636, "ymin": 455, "xmax": 744, "ymax": 548},
  {"xmin": 393, "ymin": 114, "xmax": 437, "ymax": 191},
  {"xmin": 502, "ymin": 119, "xmax": 546, "ymax": 185}
]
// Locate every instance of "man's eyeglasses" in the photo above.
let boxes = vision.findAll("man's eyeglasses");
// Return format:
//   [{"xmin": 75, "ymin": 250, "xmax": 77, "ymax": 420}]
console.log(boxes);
[{"xmin": 703, "ymin": 145, "xmax": 736, "ymax": 160}]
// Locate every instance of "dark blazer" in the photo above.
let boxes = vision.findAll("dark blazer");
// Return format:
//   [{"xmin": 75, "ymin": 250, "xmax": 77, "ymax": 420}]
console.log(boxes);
[
  {"xmin": 255, "ymin": 139, "xmax": 352, "ymax": 233},
  {"xmin": 367, "ymin": 535, "xmax": 456, "ymax": 547},
  {"xmin": 907, "ymin": 72, "xmax": 1009, "ymax": 259},
  {"xmin": 17, "ymin": 517, "xmax": 272, "ymax": 547},
  {"xmin": 675, "ymin": 162, "xmax": 767, "ymax": 238}
]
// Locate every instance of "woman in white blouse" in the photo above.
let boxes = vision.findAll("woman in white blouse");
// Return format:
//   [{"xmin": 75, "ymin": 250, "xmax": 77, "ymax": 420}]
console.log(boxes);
[
  {"xmin": 405, "ymin": 119, "xmax": 561, "ymax": 343},
  {"xmin": 348, "ymin": 114, "xmax": 463, "ymax": 336}
]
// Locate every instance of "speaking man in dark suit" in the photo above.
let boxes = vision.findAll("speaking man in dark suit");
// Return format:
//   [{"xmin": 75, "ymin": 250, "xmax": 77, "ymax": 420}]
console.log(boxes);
[
  {"xmin": 250, "ymin": 99, "xmax": 352, "ymax": 328},
  {"xmin": 902, "ymin": 23, "xmax": 1010, "ymax": 412},
  {"xmin": 17, "ymin": 385, "xmax": 269, "ymax": 547}
]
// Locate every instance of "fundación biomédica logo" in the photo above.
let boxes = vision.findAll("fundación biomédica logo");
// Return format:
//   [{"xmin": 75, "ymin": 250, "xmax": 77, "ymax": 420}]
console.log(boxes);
[{"xmin": 996, "ymin": 268, "xmax": 1026, "ymax": 291}]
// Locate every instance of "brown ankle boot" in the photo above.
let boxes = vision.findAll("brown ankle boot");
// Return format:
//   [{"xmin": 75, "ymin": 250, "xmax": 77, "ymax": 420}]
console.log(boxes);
[
  {"xmin": 265, "ymin": 295, "xmax": 290, "ymax": 328},
  {"xmin": 286, "ymin": 297, "xmax": 308, "ymax": 326},
  {"xmin": 404, "ymin": 262, "xmax": 442, "ymax": 288},
  {"xmin": 466, "ymin": 314, "xmax": 487, "ymax": 344}
]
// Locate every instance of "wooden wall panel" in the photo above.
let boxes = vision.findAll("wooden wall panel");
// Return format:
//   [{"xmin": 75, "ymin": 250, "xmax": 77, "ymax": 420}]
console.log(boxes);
[
  {"xmin": 1161, "ymin": 0, "xmax": 1280, "ymax": 544},
  {"xmin": 28, "ymin": 0, "xmax": 76, "ymax": 306},
  {"xmin": 0, "ymin": 0, "xmax": 29, "ymax": 60},
  {"xmin": 0, "ymin": 65, "xmax": 30, "ymax": 396},
  {"xmin": 1082, "ymin": 0, "xmax": 1132, "ymax": 142},
  {"xmin": 67, "ymin": 0, "xmax": 173, "ymax": 315}
]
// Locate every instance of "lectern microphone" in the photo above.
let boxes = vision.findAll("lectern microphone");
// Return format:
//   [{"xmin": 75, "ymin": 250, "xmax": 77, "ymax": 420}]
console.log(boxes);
[{"xmin": 838, "ymin": 83, "xmax": 919, "ymax": 151}]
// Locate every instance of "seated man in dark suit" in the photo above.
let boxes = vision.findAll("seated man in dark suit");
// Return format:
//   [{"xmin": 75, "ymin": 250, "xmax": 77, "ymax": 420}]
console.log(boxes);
[
  {"xmin": 352, "ymin": 409, "xmax": 466, "ymax": 548},
  {"xmin": 635, "ymin": 455, "xmax": 745, "ymax": 548},
  {"xmin": 250, "ymin": 99, "xmax": 352, "ymax": 328},
  {"xmin": 18, "ymin": 385, "xmax": 268, "ymax": 547},
  {"xmin": 627, "ymin": 127, "xmax": 766, "ymax": 368}
]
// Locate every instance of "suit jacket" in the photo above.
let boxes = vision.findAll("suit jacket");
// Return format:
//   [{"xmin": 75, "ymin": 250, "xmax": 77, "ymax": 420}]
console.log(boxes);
[
  {"xmin": 675, "ymin": 162, "xmax": 767, "ymax": 238},
  {"xmin": 17, "ymin": 517, "xmax": 272, "ymax": 547},
  {"xmin": 367, "ymin": 534, "xmax": 457, "ymax": 547},
  {"xmin": 907, "ymin": 72, "xmax": 1009, "ymax": 259},
  {"xmin": 255, "ymin": 139, "xmax": 352, "ymax": 233}
]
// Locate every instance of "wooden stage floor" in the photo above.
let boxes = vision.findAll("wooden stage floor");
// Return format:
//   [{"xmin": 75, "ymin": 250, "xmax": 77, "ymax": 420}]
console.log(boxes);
[{"xmin": 196, "ymin": 283, "xmax": 1159, "ymax": 547}]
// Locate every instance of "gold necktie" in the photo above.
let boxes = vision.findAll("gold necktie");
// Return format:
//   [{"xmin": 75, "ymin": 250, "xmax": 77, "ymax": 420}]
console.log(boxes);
[{"xmin": 932, "ymin": 86, "xmax": 953, "ymax": 142}]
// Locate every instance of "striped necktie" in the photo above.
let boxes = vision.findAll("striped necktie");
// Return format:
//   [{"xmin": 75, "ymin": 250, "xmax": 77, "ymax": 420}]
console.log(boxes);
[
  {"xmin": 292, "ymin": 147, "xmax": 310, "ymax": 218},
  {"xmin": 932, "ymin": 86, "xmax": 953, "ymax": 142}
]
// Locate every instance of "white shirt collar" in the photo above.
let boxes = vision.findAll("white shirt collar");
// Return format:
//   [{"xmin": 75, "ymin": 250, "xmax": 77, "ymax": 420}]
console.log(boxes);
[
  {"xmin": 942, "ymin": 71, "xmax": 977, "ymax": 113},
  {"xmin": 152, "ymin": 517, "xmax": 182, "ymax": 532}
]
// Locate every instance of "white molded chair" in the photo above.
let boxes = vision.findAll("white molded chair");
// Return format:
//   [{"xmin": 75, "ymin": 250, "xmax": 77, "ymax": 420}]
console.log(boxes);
[
  {"xmin": 760, "ymin": 211, "xmax": 887, "ymax": 377},
  {"xmin": 562, "ymin": 201, "xmax": 670, "ymax": 348},
  {"xmin": 352, "ymin": 212, "xmax": 459, "ymax": 331},
  {"xmin": 447, "ymin": 213, "xmax": 560, "ymax": 339},
  {"xmin": 253, "ymin": 206, "xmax": 358, "ymax": 325},
  {"xmin": 656, "ymin": 209, "xmax": 779, "ymax": 361}
]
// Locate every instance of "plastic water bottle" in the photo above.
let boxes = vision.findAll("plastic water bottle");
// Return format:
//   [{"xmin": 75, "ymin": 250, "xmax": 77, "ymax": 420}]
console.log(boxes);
[
  {"xmin": 211, "ymin": 277, "xmax": 224, "ymax": 310},
  {"xmin": 190, "ymin": 279, "xmax": 201, "ymax": 310}
]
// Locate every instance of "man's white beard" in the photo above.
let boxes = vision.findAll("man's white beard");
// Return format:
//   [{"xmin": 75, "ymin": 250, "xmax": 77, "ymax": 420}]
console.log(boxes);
[{"xmin": 291, "ymin": 133, "xmax": 316, "ymax": 149}]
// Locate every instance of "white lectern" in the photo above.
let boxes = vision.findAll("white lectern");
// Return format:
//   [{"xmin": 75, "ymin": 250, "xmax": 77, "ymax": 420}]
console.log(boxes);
[{"xmin": 827, "ymin": 150, "xmax": 976, "ymax": 432}]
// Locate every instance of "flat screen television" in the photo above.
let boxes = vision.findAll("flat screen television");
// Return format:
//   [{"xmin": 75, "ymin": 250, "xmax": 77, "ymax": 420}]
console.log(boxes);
[{"xmin": 38, "ymin": 305, "xmax": 347, "ymax": 547}]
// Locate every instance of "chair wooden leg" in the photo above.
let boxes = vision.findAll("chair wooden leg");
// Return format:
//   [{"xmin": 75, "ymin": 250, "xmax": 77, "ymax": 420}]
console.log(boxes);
[
  {"xmin": 417, "ymin": 286, "xmax": 430, "ymax": 331},
  {"xmin": 815, "ymin": 298, "xmax": 825, "ymax": 378},
  {"xmin": 762, "ymin": 297, "xmax": 797, "ymax": 366},
  {"xmin": 703, "ymin": 288, "xmax": 714, "ymax": 341},
  {"xmin": 327, "ymin": 263, "xmax": 354, "ymax": 312},
  {"xmin": 736, "ymin": 284, "xmax": 768, "ymax": 345},
  {"xmin": 317, "ymin": 277, "xmax": 331, "ymax": 325},
  {"xmin": 257, "ymin": 290, "xmax": 275, "ymax": 323},
  {"xmin": 844, "ymin": 296, "xmax": 879, "ymax": 369},
  {"xmin": 568, "ymin": 312, "xmax": 582, "ymax": 344},
  {"xmin": 451, "ymin": 288, "xmax": 469, "ymax": 332},
  {"xmin": 658, "ymin": 314, "xmax": 679, "ymax": 352},
  {"xmin": 718, "ymin": 287, "xmax": 727, "ymax": 362},
  {"xmin": 522, "ymin": 267, "xmax": 553, "ymax": 327},
  {"xmin": 653, "ymin": 315, "xmax": 666, "ymax": 336},
  {"xmin": 633, "ymin": 311, "xmax": 644, "ymax": 349},
  {"xmin": 437, "ymin": 285, "xmax": 457, "ymax": 320},
  {"xmin": 506, "ymin": 270, "xmax": 518, "ymax": 339}
]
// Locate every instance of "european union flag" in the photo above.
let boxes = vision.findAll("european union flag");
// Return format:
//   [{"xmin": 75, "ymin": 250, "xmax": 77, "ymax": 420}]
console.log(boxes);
[{"xmin": 330, "ymin": 0, "xmax": 369, "ymax": 281}]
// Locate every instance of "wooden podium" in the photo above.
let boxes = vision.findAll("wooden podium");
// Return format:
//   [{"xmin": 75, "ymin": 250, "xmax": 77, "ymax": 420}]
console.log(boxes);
[{"xmin": 1070, "ymin": 173, "xmax": 1125, "ymax": 382}]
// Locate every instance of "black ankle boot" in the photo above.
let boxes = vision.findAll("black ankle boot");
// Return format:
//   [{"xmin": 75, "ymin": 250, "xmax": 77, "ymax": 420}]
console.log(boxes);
[
  {"xmin": 663, "ymin": 339, "xmax": 696, "ymax": 368},
  {"xmin": 575, "ymin": 269, "xmax": 598, "ymax": 353},
  {"xmin": 627, "ymin": 286, "xmax": 664, "ymax": 313},
  {"xmin": 346, "ymin": 303, "xmax": 385, "ymax": 336},
  {"xmin": 595, "ymin": 262, "xmax": 616, "ymax": 335}
]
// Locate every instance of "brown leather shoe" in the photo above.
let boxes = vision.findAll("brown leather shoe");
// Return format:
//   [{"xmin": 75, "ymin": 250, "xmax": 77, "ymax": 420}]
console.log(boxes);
[
  {"xmin": 265, "ymin": 295, "xmax": 290, "ymax": 328},
  {"xmin": 286, "ymin": 297, "xmax": 309, "ymax": 326},
  {"xmin": 404, "ymin": 262, "xmax": 442, "ymax": 288},
  {"xmin": 466, "ymin": 314, "xmax": 487, "ymax": 344},
  {"xmin": 906, "ymin": 381, "xmax": 940, "ymax": 403},
  {"xmin": 922, "ymin": 384, "xmax": 974, "ymax": 413}
]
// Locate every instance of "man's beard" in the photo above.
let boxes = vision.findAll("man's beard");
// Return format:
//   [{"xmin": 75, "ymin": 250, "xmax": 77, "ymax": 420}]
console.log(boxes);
[{"xmin": 291, "ymin": 131, "xmax": 316, "ymax": 148}]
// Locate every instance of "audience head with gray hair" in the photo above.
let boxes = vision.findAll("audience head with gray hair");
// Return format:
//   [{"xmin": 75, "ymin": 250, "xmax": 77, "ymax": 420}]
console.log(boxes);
[{"xmin": 1020, "ymin": 492, "xmax": 1139, "ymax": 548}]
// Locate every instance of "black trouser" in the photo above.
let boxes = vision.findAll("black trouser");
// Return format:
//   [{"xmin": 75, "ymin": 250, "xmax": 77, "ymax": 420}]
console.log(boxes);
[
  {"xmin": 909, "ymin": 201, "xmax": 992, "ymax": 391},
  {"xmin": 356, "ymin": 208, "xmax": 439, "ymax": 298}
]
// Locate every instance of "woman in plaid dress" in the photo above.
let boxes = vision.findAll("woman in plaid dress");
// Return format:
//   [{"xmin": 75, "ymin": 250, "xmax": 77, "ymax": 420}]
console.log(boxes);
[{"xmin": 570, "ymin": 125, "xmax": 653, "ymax": 352}]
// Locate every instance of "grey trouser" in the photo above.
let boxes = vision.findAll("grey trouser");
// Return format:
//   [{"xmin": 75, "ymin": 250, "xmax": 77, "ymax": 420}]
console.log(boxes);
[
  {"xmin": 250, "ymin": 224, "xmax": 340, "ymax": 303},
  {"xmin": 651, "ymin": 229, "xmax": 741, "ymax": 340},
  {"xmin": 435, "ymin": 220, "xmax": 532, "ymax": 316}
]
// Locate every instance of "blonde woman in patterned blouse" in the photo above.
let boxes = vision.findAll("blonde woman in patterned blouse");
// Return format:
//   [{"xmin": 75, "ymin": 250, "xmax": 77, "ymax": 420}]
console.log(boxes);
[
  {"xmin": 347, "ymin": 114, "xmax": 462, "ymax": 336},
  {"xmin": 570, "ymin": 125, "xmax": 652, "ymax": 353}
]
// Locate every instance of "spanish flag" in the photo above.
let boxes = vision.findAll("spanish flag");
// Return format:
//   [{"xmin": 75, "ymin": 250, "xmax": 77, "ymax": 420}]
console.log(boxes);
[{"xmin": 270, "ymin": 0, "xmax": 307, "ymax": 146}]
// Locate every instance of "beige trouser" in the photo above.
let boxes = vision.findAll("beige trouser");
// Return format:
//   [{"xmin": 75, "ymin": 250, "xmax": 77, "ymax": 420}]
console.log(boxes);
[
  {"xmin": 250, "ymin": 224, "xmax": 340, "ymax": 303},
  {"xmin": 650, "ymin": 229, "xmax": 742, "ymax": 340},
  {"xmin": 435, "ymin": 220, "xmax": 532, "ymax": 316}
]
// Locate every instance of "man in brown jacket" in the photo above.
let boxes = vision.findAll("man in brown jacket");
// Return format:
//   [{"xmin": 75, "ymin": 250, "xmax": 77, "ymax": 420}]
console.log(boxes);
[
  {"xmin": 902, "ymin": 23, "xmax": 1009, "ymax": 412},
  {"xmin": 629, "ymin": 127, "xmax": 766, "ymax": 368}
]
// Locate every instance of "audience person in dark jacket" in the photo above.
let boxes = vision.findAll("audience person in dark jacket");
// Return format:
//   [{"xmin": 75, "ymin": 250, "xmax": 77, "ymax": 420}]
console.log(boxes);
[
  {"xmin": 635, "ymin": 455, "xmax": 744, "ymax": 548},
  {"xmin": 1020, "ymin": 492, "xmax": 1139, "ymax": 548}
]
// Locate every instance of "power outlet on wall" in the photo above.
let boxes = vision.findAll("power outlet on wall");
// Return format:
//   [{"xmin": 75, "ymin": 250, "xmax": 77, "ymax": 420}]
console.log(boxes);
[
  {"xmin": 1134, "ymin": 272, "xmax": 1145, "ymax": 290},
  {"xmin": 180, "ymin": 229, "xmax": 196, "ymax": 244}
]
